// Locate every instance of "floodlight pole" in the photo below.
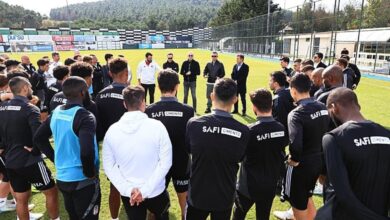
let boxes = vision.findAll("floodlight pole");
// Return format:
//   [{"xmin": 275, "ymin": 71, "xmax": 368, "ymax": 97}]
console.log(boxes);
[
  {"xmin": 266, "ymin": 0, "xmax": 271, "ymax": 55},
  {"xmin": 355, "ymin": 0, "xmax": 365, "ymax": 65}
]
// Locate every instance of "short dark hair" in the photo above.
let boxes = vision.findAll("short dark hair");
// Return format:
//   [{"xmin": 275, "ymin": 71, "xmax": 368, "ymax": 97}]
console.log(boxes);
[
  {"xmin": 62, "ymin": 76, "xmax": 88, "ymax": 99},
  {"xmin": 52, "ymin": 52, "xmax": 59, "ymax": 57},
  {"xmin": 302, "ymin": 59, "xmax": 314, "ymax": 67},
  {"xmin": 270, "ymin": 71, "xmax": 287, "ymax": 87},
  {"xmin": 0, "ymin": 74, "xmax": 8, "ymax": 87},
  {"xmin": 104, "ymin": 53, "xmax": 113, "ymax": 61},
  {"xmin": 250, "ymin": 89, "xmax": 272, "ymax": 112},
  {"xmin": 294, "ymin": 58, "xmax": 302, "ymax": 63},
  {"xmin": 37, "ymin": 59, "xmax": 49, "ymax": 67},
  {"xmin": 53, "ymin": 65, "xmax": 70, "ymax": 81},
  {"xmin": 167, "ymin": 52, "xmax": 173, "ymax": 56},
  {"xmin": 340, "ymin": 55, "xmax": 350, "ymax": 61},
  {"xmin": 70, "ymin": 62, "xmax": 93, "ymax": 79},
  {"xmin": 64, "ymin": 58, "xmax": 76, "ymax": 66},
  {"xmin": 290, "ymin": 73, "xmax": 311, "ymax": 93},
  {"xmin": 337, "ymin": 58, "xmax": 348, "ymax": 68},
  {"xmin": 327, "ymin": 87, "xmax": 359, "ymax": 109},
  {"xmin": 6, "ymin": 69, "xmax": 29, "ymax": 80},
  {"xmin": 83, "ymin": 55, "xmax": 92, "ymax": 63},
  {"xmin": 213, "ymin": 78, "xmax": 237, "ymax": 103},
  {"xmin": 315, "ymin": 52, "xmax": 324, "ymax": 59},
  {"xmin": 73, "ymin": 55, "xmax": 82, "ymax": 60},
  {"xmin": 109, "ymin": 58, "xmax": 128, "ymax": 75},
  {"xmin": 158, "ymin": 69, "xmax": 180, "ymax": 93},
  {"xmin": 145, "ymin": 52, "xmax": 153, "ymax": 58},
  {"xmin": 280, "ymin": 56, "xmax": 290, "ymax": 63},
  {"xmin": 237, "ymin": 54, "xmax": 245, "ymax": 59},
  {"xmin": 9, "ymin": 76, "xmax": 30, "ymax": 95},
  {"xmin": 341, "ymin": 48, "xmax": 349, "ymax": 55},
  {"xmin": 123, "ymin": 85, "xmax": 145, "ymax": 110},
  {"xmin": 301, "ymin": 65, "xmax": 315, "ymax": 73}
]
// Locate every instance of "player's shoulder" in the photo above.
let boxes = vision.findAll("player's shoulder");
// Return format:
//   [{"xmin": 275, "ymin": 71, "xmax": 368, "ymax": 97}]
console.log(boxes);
[
  {"xmin": 249, "ymin": 118, "xmax": 284, "ymax": 130},
  {"xmin": 98, "ymin": 85, "xmax": 115, "ymax": 94}
]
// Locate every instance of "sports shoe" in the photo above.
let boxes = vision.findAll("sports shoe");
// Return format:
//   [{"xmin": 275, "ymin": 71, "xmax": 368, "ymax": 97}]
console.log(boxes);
[
  {"xmin": 1, "ymin": 200, "xmax": 35, "ymax": 213},
  {"xmin": 313, "ymin": 182, "xmax": 323, "ymax": 195},
  {"xmin": 17, "ymin": 212, "xmax": 43, "ymax": 220},
  {"xmin": 273, "ymin": 208, "xmax": 294, "ymax": 220}
]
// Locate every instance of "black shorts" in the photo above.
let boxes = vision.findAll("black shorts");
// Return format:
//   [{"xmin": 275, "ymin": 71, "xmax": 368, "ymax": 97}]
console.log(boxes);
[
  {"xmin": 7, "ymin": 161, "xmax": 55, "ymax": 193},
  {"xmin": 0, "ymin": 156, "xmax": 9, "ymax": 182},
  {"xmin": 281, "ymin": 162, "xmax": 321, "ymax": 210},
  {"xmin": 166, "ymin": 156, "xmax": 190, "ymax": 193}
]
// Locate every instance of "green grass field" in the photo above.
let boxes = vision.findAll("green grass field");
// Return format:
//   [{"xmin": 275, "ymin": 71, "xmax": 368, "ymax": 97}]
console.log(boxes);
[{"xmin": 1, "ymin": 49, "xmax": 390, "ymax": 219}]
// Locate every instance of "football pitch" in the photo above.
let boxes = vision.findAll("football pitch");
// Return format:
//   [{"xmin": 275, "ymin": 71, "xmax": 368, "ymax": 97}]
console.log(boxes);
[{"xmin": 1, "ymin": 49, "xmax": 390, "ymax": 219}]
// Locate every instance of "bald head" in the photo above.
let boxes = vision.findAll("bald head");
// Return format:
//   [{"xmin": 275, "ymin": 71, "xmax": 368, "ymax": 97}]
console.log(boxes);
[
  {"xmin": 327, "ymin": 87, "xmax": 359, "ymax": 109},
  {"xmin": 322, "ymin": 65, "xmax": 343, "ymax": 88},
  {"xmin": 311, "ymin": 68, "xmax": 324, "ymax": 86},
  {"xmin": 21, "ymin": 55, "xmax": 30, "ymax": 65}
]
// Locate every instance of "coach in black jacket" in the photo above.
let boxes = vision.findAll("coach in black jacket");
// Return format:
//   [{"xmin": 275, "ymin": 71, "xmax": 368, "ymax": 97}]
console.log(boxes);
[
  {"xmin": 231, "ymin": 54, "xmax": 249, "ymax": 115},
  {"xmin": 203, "ymin": 51, "xmax": 225, "ymax": 113},
  {"xmin": 180, "ymin": 52, "xmax": 200, "ymax": 112}
]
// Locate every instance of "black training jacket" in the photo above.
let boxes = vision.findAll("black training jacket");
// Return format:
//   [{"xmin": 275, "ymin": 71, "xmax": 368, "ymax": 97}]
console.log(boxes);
[
  {"xmin": 322, "ymin": 121, "xmax": 390, "ymax": 220},
  {"xmin": 0, "ymin": 96, "xmax": 43, "ymax": 168},
  {"xmin": 186, "ymin": 110, "xmax": 249, "ymax": 211}
]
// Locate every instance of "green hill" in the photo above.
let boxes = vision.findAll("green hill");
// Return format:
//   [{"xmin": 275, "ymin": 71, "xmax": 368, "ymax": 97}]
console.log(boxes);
[{"xmin": 49, "ymin": 0, "xmax": 223, "ymax": 30}]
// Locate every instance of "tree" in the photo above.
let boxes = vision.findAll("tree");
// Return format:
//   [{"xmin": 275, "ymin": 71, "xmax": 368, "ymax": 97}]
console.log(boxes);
[{"xmin": 209, "ymin": 0, "xmax": 280, "ymax": 26}]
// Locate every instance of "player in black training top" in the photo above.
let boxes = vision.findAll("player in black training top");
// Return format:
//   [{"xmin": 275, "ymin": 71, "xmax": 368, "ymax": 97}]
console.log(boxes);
[
  {"xmin": 316, "ymin": 88, "xmax": 390, "ymax": 220},
  {"xmin": 44, "ymin": 65, "xmax": 69, "ymax": 114},
  {"xmin": 50, "ymin": 62, "xmax": 98, "ymax": 125},
  {"xmin": 95, "ymin": 58, "xmax": 128, "ymax": 220},
  {"xmin": 0, "ymin": 77, "xmax": 59, "ymax": 220},
  {"xmin": 269, "ymin": 71, "xmax": 295, "ymax": 130},
  {"xmin": 145, "ymin": 69, "xmax": 194, "ymax": 219},
  {"xmin": 186, "ymin": 78, "xmax": 250, "ymax": 220},
  {"xmin": 281, "ymin": 73, "xmax": 329, "ymax": 220},
  {"xmin": 233, "ymin": 89, "xmax": 288, "ymax": 220}
]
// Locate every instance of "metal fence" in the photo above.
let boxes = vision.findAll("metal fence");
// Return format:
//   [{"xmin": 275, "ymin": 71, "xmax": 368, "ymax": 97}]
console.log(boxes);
[{"xmin": 196, "ymin": 0, "xmax": 390, "ymax": 74}]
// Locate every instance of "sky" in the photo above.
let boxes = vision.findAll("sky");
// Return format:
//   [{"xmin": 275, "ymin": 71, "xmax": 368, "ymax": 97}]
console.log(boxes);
[
  {"xmin": 3, "ymin": 0, "xmax": 355, "ymax": 16},
  {"xmin": 3, "ymin": 0, "xmax": 100, "ymax": 16}
]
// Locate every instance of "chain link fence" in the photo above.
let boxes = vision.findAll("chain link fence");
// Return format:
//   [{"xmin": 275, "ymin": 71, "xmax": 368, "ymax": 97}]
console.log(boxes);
[{"xmin": 196, "ymin": 0, "xmax": 390, "ymax": 75}]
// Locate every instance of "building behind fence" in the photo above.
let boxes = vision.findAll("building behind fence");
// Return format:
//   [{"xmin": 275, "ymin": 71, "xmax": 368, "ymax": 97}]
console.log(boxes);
[{"xmin": 198, "ymin": 0, "xmax": 390, "ymax": 74}]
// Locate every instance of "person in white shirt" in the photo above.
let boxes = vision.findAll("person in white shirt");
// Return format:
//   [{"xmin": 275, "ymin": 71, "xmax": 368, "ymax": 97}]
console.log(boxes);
[
  {"xmin": 103, "ymin": 85, "xmax": 172, "ymax": 220},
  {"xmin": 137, "ymin": 52, "xmax": 161, "ymax": 104},
  {"xmin": 47, "ymin": 52, "xmax": 61, "ymax": 86}
]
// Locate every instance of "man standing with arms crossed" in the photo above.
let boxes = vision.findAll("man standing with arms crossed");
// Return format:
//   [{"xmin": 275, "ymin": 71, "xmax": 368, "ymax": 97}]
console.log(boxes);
[
  {"xmin": 163, "ymin": 53, "xmax": 179, "ymax": 73},
  {"xmin": 180, "ymin": 52, "xmax": 200, "ymax": 113},
  {"xmin": 95, "ymin": 58, "xmax": 129, "ymax": 220},
  {"xmin": 231, "ymin": 54, "xmax": 249, "ymax": 116},
  {"xmin": 186, "ymin": 78, "xmax": 249, "ymax": 220},
  {"xmin": 203, "ymin": 51, "xmax": 225, "ymax": 113},
  {"xmin": 145, "ymin": 69, "xmax": 194, "ymax": 219},
  {"xmin": 281, "ymin": 74, "xmax": 329, "ymax": 220},
  {"xmin": 0, "ymin": 77, "xmax": 59, "ymax": 220},
  {"xmin": 137, "ymin": 52, "xmax": 161, "ymax": 104}
]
